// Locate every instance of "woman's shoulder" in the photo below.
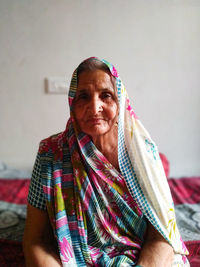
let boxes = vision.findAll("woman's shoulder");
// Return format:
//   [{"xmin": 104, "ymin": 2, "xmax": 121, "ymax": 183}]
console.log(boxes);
[{"xmin": 38, "ymin": 131, "xmax": 65, "ymax": 155}]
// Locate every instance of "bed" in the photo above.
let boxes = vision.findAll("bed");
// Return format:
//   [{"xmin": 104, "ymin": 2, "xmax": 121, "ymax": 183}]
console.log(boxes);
[{"xmin": 0, "ymin": 167, "xmax": 199, "ymax": 266}]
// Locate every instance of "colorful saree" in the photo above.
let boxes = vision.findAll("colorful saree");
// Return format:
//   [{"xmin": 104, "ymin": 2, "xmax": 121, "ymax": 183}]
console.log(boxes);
[{"xmin": 38, "ymin": 57, "xmax": 189, "ymax": 266}]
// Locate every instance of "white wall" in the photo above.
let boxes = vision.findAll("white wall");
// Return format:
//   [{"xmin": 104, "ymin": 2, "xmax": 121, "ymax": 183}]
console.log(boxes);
[{"xmin": 0, "ymin": 0, "xmax": 199, "ymax": 177}]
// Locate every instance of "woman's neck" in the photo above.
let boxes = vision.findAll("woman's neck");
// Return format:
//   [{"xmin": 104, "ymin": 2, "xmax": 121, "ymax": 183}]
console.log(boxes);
[
  {"xmin": 92, "ymin": 127, "xmax": 118, "ymax": 155},
  {"xmin": 92, "ymin": 127, "xmax": 119, "ymax": 171}
]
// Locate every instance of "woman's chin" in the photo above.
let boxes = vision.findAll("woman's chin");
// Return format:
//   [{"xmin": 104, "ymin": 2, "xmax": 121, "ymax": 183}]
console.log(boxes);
[{"xmin": 83, "ymin": 126, "xmax": 110, "ymax": 138}]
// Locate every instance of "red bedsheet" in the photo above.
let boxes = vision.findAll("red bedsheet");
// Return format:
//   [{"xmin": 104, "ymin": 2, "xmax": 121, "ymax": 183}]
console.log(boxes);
[
  {"xmin": 0, "ymin": 177, "xmax": 199, "ymax": 266},
  {"xmin": 168, "ymin": 177, "xmax": 200, "ymax": 205},
  {"xmin": 168, "ymin": 177, "xmax": 200, "ymax": 266},
  {"xmin": 0, "ymin": 179, "xmax": 29, "ymax": 205}
]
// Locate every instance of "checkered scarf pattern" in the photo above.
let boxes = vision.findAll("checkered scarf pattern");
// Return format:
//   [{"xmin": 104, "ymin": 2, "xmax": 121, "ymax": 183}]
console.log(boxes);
[{"xmin": 39, "ymin": 57, "xmax": 189, "ymax": 266}]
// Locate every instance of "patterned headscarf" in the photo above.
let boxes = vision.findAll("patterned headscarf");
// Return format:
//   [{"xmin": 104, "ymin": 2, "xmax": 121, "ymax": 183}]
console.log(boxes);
[
  {"xmin": 39, "ymin": 57, "xmax": 189, "ymax": 266},
  {"xmin": 70, "ymin": 57, "xmax": 187, "ymax": 251}
]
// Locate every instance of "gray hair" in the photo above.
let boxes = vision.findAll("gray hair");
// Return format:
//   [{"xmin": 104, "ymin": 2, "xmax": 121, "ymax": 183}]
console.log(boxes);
[
  {"xmin": 76, "ymin": 58, "xmax": 117, "ymax": 100},
  {"xmin": 77, "ymin": 58, "xmax": 111, "ymax": 78}
]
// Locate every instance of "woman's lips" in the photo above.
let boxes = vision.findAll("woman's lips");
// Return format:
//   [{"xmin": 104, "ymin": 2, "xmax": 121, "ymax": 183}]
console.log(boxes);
[{"xmin": 86, "ymin": 118, "xmax": 103, "ymax": 124}]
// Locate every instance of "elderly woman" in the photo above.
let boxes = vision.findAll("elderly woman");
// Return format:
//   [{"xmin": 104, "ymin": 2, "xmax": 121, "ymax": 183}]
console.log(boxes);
[{"xmin": 23, "ymin": 57, "xmax": 189, "ymax": 267}]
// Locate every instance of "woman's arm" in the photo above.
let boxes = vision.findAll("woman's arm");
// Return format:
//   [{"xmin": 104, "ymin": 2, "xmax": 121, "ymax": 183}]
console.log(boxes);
[
  {"xmin": 137, "ymin": 222, "xmax": 174, "ymax": 267},
  {"xmin": 23, "ymin": 204, "xmax": 62, "ymax": 267}
]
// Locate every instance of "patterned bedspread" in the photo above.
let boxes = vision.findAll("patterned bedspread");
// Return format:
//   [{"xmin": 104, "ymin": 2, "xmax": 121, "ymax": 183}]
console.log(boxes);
[{"xmin": 0, "ymin": 177, "xmax": 199, "ymax": 266}]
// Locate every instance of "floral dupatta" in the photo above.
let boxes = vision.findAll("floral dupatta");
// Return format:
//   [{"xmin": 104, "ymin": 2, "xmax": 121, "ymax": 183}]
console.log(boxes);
[{"xmin": 39, "ymin": 57, "xmax": 189, "ymax": 266}]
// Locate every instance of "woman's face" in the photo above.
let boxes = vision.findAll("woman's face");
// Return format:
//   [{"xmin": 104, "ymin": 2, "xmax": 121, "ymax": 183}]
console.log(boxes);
[{"xmin": 73, "ymin": 70, "xmax": 118, "ymax": 139}]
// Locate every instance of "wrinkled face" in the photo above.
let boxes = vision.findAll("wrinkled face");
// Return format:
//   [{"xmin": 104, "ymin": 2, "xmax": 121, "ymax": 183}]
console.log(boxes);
[{"xmin": 73, "ymin": 70, "xmax": 118, "ymax": 139}]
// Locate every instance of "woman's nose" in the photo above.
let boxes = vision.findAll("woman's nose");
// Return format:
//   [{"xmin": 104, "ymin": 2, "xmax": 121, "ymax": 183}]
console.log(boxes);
[{"xmin": 89, "ymin": 97, "xmax": 102, "ymax": 114}]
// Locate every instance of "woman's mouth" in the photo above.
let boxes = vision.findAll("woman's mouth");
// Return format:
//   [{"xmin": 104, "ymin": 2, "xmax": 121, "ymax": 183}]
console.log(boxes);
[{"xmin": 87, "ymin": 118, "xmax": 103, "ymax": 124}]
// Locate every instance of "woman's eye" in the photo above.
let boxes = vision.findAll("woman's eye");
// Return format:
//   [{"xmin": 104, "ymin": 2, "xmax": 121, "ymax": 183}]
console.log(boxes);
[
  {"xmin": 101, "ymin": 92, "xmax": 112, "ymax": 99},
  {"xmin": 77, "ymin": 93, "xmax": 89, "ymax": 100}
]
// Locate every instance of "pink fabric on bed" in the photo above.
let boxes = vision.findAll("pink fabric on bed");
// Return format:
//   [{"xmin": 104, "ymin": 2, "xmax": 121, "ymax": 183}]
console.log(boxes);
[
  {"xmin": 169, "ymin": 177, "xmax": 200, "ymax": 266},
  {"xmin": 185, "ymin": 241, "xmax": 200, "ymax": 267},
  {"xmin": 168, "ymin": 177, "xmax": 200, "ymax": 205},
  {"xmin": 0, "ymin": 176, "xmax": 200, "ymax": 266},
  {"xmin": 0, "ymin": 179, "xmax": 29, "ymax": 204}
]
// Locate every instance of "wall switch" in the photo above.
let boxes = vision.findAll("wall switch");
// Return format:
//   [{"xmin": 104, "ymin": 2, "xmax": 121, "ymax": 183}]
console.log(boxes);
[{"xmin": 46, "ymin": 77, "xmax": 69, "ymax": 94}]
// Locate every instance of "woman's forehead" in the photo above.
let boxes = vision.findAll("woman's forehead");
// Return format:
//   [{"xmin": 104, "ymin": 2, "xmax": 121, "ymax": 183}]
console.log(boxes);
[{"xmin": 77, "ymin": 70, "xmax": 114, "ymax": 90}]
